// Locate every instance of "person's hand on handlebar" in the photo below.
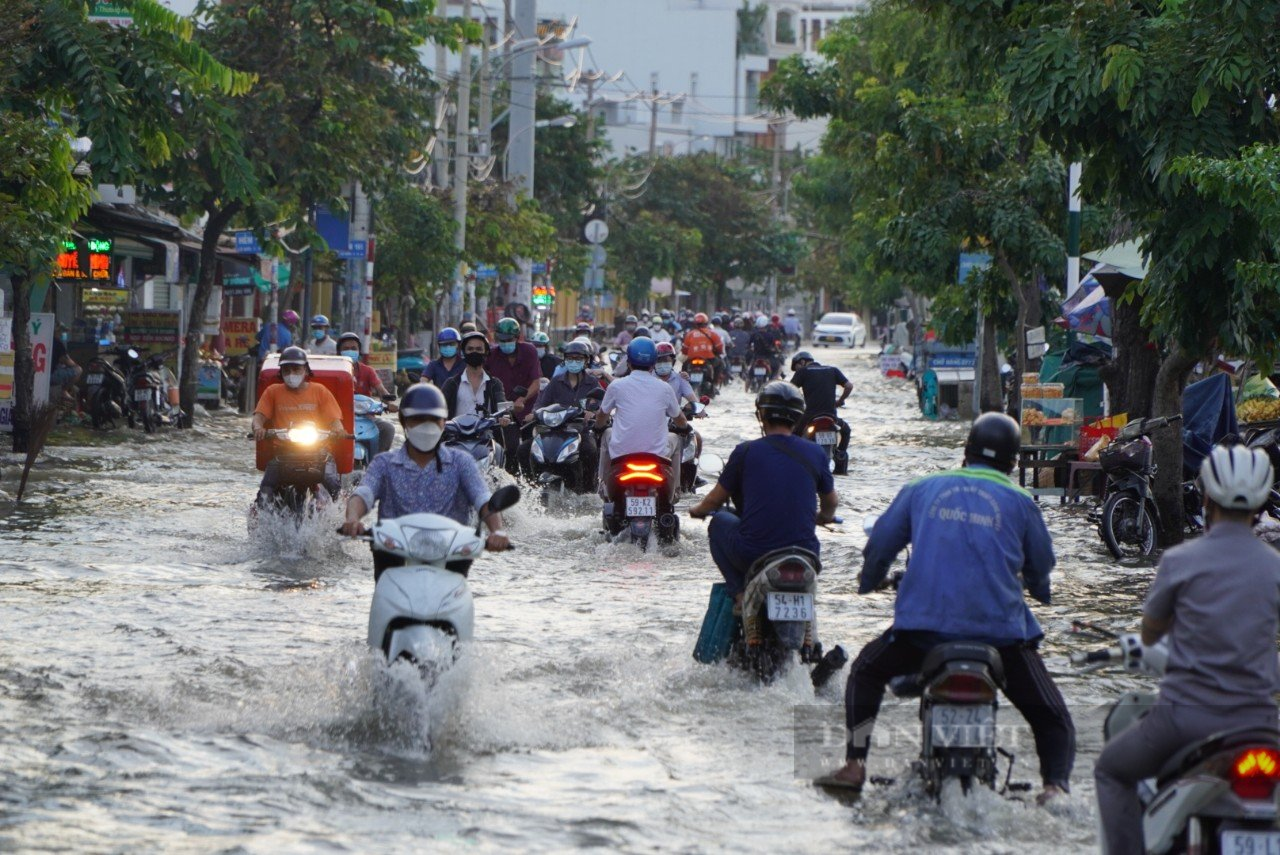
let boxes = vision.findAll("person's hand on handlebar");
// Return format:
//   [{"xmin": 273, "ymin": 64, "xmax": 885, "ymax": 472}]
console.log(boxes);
[{"xmin": 341, "ymin": 519, "xmax": 366, "ymax": 536}]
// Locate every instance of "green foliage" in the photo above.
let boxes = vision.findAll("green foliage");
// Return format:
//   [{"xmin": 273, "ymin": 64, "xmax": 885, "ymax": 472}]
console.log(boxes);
[
  {"xmin": 737, "ymin": 1, "xmax": 768, "ymax": 57},
  {"xmin": 0, "ymin": 116, "xmax": 92, "ymax": 278},
  {"xmin": 465, "ymin": 181, "xmax": 557, "ymax": 273},
  {"xmin": 373, "ymin": 184, "xmax": 459, "ymax": 308}
]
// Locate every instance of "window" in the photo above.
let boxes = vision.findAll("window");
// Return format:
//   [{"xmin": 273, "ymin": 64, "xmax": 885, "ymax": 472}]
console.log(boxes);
[
  {"xmin": 811, "ymin": 18, "xmax": 823, "ymax": 46},
  {"xmin": 671, "ymin": 100, "xmax": 683, "ymax": 124},
  {"xmin": 775, "ymin": 10, "xmax": 796, "ymax": 45},
  {"xmin": 744, "ymin": 71, "xmax": 762, "ymax": 114}
]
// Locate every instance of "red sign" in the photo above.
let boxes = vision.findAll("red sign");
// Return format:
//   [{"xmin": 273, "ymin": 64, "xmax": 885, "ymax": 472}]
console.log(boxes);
[{"xmin": 58, "ymin": 248, "xmax": 88, "ymax": 279}]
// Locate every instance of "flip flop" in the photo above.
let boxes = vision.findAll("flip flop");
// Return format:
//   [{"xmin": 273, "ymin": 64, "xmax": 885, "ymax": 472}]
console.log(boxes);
[{"xmin": 813, "ymin": 772, "xmax": 864, "ymax": 792}]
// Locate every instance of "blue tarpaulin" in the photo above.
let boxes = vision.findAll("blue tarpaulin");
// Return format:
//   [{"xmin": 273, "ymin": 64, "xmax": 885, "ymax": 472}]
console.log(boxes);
[{"xmin": 1182, "ymin": 374, "xmax": 1238, "ymax": 477}]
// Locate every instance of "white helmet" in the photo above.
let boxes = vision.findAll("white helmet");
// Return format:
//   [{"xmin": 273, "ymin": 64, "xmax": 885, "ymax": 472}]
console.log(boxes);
[
  {"xmin": 1200, "ymin": 444, "xmax": 1274, "ymax": 512},
  {"xmin": 755, "ymin": 315, "xmax": 769, "ymax": 329}
]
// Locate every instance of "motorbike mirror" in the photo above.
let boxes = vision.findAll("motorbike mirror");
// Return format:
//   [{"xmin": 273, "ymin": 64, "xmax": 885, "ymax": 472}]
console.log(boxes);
[
  {"xmin": 488, "ymin": 484, "xmax": 521, "ymax": 514},
  {"xmin": 494, "ymin": 401, "xmax": 514, "ymax": 414},
  {"xmin": 127, "ymin": 348, "xmax": 139, "ymax": 359},
  {"xmin": 381, "ymin": 394, "xmax": 396, "ymax": 402},
  {"xmin": 699, "ymin": 451, "xmax": 724, "ymax": 478},
  {"xmin": 862, "ymin": 514, "xmax": 880, "ymax": 535}
]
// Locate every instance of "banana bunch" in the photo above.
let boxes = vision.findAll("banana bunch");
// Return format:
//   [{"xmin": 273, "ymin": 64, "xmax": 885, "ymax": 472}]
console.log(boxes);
[{"xmin": 1240, "ymin": 397, "xmax": 1280, "ymax": 423}]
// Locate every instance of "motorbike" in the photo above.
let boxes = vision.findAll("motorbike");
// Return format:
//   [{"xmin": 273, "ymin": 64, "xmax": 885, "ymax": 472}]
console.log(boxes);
[
  {"xmin": 353, "ymin": 394, "xmax": 390, "ymax": 471},
  {"xmin": 745, "ymin": 357, "xmax": 771, "ymax": 393},
  {"xmin": 220, "ymin": 353, "xmax": 253, "ymax": 411},
  {"xmin": 1096, "ymin": 414, "xmax": 1201, "ymax": 559},
  {"xmin": 675, "ymin": 400, "xmax": 707, "ymax": 493},
  {"xmin": 444, "ymin": 404, "xmax": 511, "ymax": 474},
  {"xmin": 363, "ymin": 484, "xmax": 521, "ymax": 672},
  {"xmin": 802, "ymin": 413, "xmax": 842, "ymax": 473},
  {"xmin": 529, "ymin": 399, "xmax": 599, "ymax": 497},
  {"xmin": 119, "ymin": 348, "xmax": 178, "ymax": 432},
  {"xmin": 1074, "ymin": 639, "xmax": 1280, "ymax": 853},
  {"xmin": 80, "ymin": 349, "xmax": 129, "ymax": 429},
  {"xmin": 251, "ymin": 424, "xmax": 343, "ymax": 516},
  {"xmin": 685, "ymin": 357, "xmax": 716, "ymax": 399},
  {"xmin": 602, "ymin": 448, "xmax": 681, "ymax": 548},
  {"xmin": 395, "ymin": 348, "xmax": 425, "ymax": 394}
]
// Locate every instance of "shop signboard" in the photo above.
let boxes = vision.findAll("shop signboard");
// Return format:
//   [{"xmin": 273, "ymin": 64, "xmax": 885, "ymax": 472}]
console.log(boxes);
[
  {"xmin": 0, "ymin": 313, "xmax": 53, "ymax": 432},
  {"xmin": 121, "ymin": 310, "xmax": 181, "ymax": 349},
  {"xmin": 367, "ymin": 341, "xmax": 397, "ymax": 390},
  {"xmin": 220, "ymin": 317, "xmax": 259, "ymax": 354}
]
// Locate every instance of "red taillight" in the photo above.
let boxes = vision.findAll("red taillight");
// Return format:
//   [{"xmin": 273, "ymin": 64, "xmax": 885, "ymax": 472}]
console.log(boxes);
[
  {"xmin": 619, "ymin": 461, "xmax": 663, "ymax": 483},
  {"xmin": 1231, "ymin": 748, "xmax": 1280, "ymax": 800},
  {"xmin": 777, "ymin": 562, "xmax": 807, "ymax": 585},
  {"xmin": 928, "ymin": 673, "xmax": 996, "ymax": 703}
]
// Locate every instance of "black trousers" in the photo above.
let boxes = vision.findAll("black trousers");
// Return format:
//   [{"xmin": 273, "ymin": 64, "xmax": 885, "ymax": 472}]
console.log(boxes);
[{"xmin": 844, "ymin": 628, "xmax": 1076, "ymax": 789}]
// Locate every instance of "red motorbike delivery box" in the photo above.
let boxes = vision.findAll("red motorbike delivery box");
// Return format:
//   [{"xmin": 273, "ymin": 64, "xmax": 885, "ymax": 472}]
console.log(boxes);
[{"xmin": 255, "ymin": 354, "xmax": 355, "ymax": 474}]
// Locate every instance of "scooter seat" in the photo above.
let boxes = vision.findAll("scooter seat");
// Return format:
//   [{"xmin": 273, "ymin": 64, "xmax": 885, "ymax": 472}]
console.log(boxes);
[
  {"xmin": 1156, "ymin": 726, "xmax": 1280, "ymax": 787},
  {"xmin": 746, "ymin": 546, "xmax": 822, "ymax": 577},
  {"xmin": 920, "ymin": 641, "xmax": 1005, "ymax": 686}
]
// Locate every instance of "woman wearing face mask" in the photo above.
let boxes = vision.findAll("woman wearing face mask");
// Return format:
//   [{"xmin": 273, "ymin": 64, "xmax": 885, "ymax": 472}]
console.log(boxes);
[
  {"xmin": 517, "ymin": 340, "xmax": 602, "ymax": 478},
  {"xmin": 654, "ymin": 342, "xmax": 697, "ymax": 407},
  {"xmin": 424, "ymin": 327, "xmax": 464, "ymax": 387},
  {"xmin": 251, "ymin": 347, "xmax": 348, "ymax": 503},
  {"xmin": 342, "ymin": 383, "xmax": 511, "ymax": 577},
  {"xmin": 532, "ymin": 331, "xmax": 560, "ymax": 379},
  {"xmin": 337, "ymin": 332, "xmax": 398, "ymax": 454}
]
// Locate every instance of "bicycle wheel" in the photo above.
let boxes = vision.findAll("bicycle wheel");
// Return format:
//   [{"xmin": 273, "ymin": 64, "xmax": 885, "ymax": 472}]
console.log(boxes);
[{"xmin": 1100, "ymin": 492, "xmax": 1157, "ymax": 559}]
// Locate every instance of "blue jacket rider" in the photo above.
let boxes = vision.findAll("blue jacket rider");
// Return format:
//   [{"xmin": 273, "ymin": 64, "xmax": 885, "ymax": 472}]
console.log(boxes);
[{"xmin": 816, "ymin": 413, "xmax": 1075, "ymax": 806}]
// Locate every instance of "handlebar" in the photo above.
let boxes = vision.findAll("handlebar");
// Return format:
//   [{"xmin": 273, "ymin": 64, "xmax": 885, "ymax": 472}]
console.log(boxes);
[{"xmin": 1070, "ymin": 646, "xmax": 1121, "ymax": 666}]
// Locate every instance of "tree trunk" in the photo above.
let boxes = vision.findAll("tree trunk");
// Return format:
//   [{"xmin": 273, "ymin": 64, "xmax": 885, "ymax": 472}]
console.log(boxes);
[
  {"xmin": 998, "ymin": 254, "xmax": 1029, "ymax": 418},
  {"xmin": 180, "ymin": 201, "xmax": 241, "ymax": 425},
  {"xmin": 1097, "ymin": 279, "xmax": 1158, "ymax": 418},
  {"xmin": 9, "ymin": 272, "xmax": 33, "ymax": 454},
  {"xmin": 1151, "ymin": 341, "xmax": 1198, "ymax": 546},
  {"xmin": 980, "ymin": 314, "xmax": 1002, "ymax": 413}
]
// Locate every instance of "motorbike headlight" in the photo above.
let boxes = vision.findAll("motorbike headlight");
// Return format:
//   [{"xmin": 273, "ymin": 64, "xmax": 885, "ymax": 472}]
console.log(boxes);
[
  {"xmin": 532, "ymin": 441, "xmax": 546, "ymax": 463},
  {"xmin": 287, "ymin": 425, "xmax": 320, "ymax": 445},
  {"xmin": 405, "ymin": 527, "xmax": 454, "ymax": 563},
  {"xmin": 556, "ymin": 436, "xmax": 580, "ymax": 463},
  {"xmin": 541, "ymin": 409, "xmax": 567, "ymax": 428}
]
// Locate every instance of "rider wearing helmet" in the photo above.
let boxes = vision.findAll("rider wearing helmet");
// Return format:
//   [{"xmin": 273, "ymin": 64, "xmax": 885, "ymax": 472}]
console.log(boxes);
[
  {"xmin": 342, "ymin": 383, "xmax": 511, "ymax": 579},
  {"xmin": 597, "ymin": 338, "xmax": 689, "ymax": 499},
  {"xmin": 425, "ymin": 327, "xmax": 464, "ymax": 387},
  {"xmin": 256, "ymin": 309, "xmax": 299, "ymax": 359},
  {"xmin": 532, "ymin": 331, "xmax": 560, "ymax": 379},
  {"xmin": 747, "ymin": 314, "xmax": 782, "ymax": 381},
  {"xmin": 654, "ymin": 341, "xmax": 696, "ymax": 406},
  {"xmin": 790, "ymin": 351, "xmax": 854, "ymax": 475},
  {"xmin": 442, "ymin": 330, "xmax": 507, "ymax": 420},
  {"xmin": 308, "ymin": 314, "xmax": 336, "ymax": 355},
  {"xmin": 689, "ymin": 381, "xmax": 839, "ymax": 600},
  {"xmin": 519, "ymin": 339, "xmax": 605, "ymax": 480},
  {"xmin": 486, "ymin": 317, "xmax": 541, "ymax": 472},
  {"xmin": 680, "ymin": 312, "xmax": 725, "ymax": 381},
  {"xmin": 1095, "ymin": 443, "xmax": 1280, "ymax": 853},
  {"xmin": 817, "ymin": 413, "xmax": 1074, "ymax": 805},
  {"xmin": 614, "ymin": 314, "xmax": 639, "ymax": 349},
  {"xmin": 251, "ymin": 346, "xmax": 346, "ymax": 502},
  {"xmin": 782, "ymin": 308, "xmax": 802, "ymax": 347},
  {"xmin": 337, "ymin": 332, "xmax": 398, "ymax": 454}
]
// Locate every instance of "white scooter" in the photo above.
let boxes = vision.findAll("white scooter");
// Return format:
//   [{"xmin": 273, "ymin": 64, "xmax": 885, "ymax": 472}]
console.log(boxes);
[{"xmin": 361, "ymin": 485, "xmax": 519, "ymax": 668}]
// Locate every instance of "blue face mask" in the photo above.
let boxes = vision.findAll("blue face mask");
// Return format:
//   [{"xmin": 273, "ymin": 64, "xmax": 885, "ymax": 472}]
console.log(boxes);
[
  {"xmin": 565, "ymin": 359, "xmax": 585, "ymax": 374},
  {"xmin": 655, "ymin": 363, "xmax": 674, "ymax": 377},
  {"xmin": 439, "ymin": 345, "xmax": 458, "ymax": 358},
  {"xmin": 313, "ymin": 329, "xmax": 325, "ymax": 341},
  {"xmin": 341, "ymin": 350, "xmax": 359, "ymax": 362},
  {"xmin": 498, "ymin": 342, "xmax": 517, "ymax": 355}
]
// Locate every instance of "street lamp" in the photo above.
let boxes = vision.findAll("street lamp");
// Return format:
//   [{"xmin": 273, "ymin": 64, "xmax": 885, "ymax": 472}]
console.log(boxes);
[{"xmin": 535, "ymin": 115, "xmax": 577, "ymax": 130}]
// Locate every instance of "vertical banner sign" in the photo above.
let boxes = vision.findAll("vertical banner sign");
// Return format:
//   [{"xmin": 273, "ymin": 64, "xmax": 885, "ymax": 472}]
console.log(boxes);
[
  {"xmin": 0, "ymin": 313, "xmax": 54, "ymax": 432},
  {"xmin": 367, "ymin": 341, "xmax": 397, "ymax": 391},
  {"xmin": 0, "ymin": 318, "xmax": 12, "ymax": 402}
]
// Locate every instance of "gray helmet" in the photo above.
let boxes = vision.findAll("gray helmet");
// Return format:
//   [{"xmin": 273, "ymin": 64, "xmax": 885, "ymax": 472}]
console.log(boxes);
[{"xmin": 756, "ymin": 381, "xmax": 805, "ymax": 426}]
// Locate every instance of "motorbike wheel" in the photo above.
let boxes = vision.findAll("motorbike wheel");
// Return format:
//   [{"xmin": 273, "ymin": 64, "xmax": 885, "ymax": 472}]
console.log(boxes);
[
  {"xmin": 142, "ymin": 405, "xmax": 157, "ymax": 434},
  {"xmin": 1101, "ymin": 492, "xmax": 1157, "ymax": 559}
]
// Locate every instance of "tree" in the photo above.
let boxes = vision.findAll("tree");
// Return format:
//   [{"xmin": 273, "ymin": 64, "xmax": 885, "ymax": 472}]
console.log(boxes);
[
  {"xmin": 147, "ymin": 0, "xmax": 473, "ymax": 424},
  {"xmin": 529, "ymin": 93, "xmax": 605, "ymax": 289},
  {"xmin": 0, "ymin": 0, "xmax": 248, "ymax": 451},
  {"xmin": 372, "ymin": 183, "xmax": 460, "ymax": 335},
  {"xmin": 914, "ymin": 0, "xmax": 1280, "ymax": 541},
  {"xmin": 464, "ymin": 180, "xmax": 558, "ymax": 276}
]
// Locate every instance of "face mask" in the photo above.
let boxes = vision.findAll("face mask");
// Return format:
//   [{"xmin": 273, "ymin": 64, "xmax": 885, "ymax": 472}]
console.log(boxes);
[
  {"xmin": 625, "ymin": 325, "xmax": 636, "ymax": 332},
  {"xmin": 535, "ymin": 347, "xmax": 546, "ymax": 358},
  {"xmin": 313, "ymin": 329, "xmax": 325, "ymax": 341},
  {"xmin": 405, "ymin": 422, "xmax": 443, "ymax": 453},
  {"xmin": 565, "ymin": 359, "xmax": 585, "ymax": 374},
  {"xmin": 498, "ymin": 342, "xmax": 517, "ymax": 355},
  {"xmin": 464, "ymin": 351, "xmax": 487, "ymax": 368},
  {"xmin": 60, "ymin": 332, "xmax": 68, "ymax": 343},
  {"xmin": 439, "ymin": 345, "xmax": 458, "ymax": 358},
  {"xmin": 655, "ymin": 363, "xmax": 674, "ymax": 377},
  {"xmin": 282, "ymin": 372, "xmax": 304, "ymax": 389},
  {"xmin": 341, "ymin": 350, "xmax": 359, "ymax": 362}
]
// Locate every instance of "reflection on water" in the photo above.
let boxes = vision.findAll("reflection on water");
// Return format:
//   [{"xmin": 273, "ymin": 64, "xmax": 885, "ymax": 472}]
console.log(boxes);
[{"xmin": 0, "ymin": 351, "xmax": 1148, "ymax": 852}]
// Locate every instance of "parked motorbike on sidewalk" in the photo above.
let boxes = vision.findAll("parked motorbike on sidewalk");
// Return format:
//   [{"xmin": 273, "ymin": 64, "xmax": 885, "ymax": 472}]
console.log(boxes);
[
  {"xmin": 127, "ymin": 351, "xmax": 179, "ymax": 433},
  {"xmin": 1095, "ymin": 415, "xmax": 1200, "ymax": 559},
  {"xmin": 1075, "ymin": 639, "xmax": 1280, "ymax": 853},
  {"xmin": 80, "ymin": 349, "xmax": 129, "ymax": 429},
  {"xmin": 360, "ymin": 485, "xmax": 520, "ymax": 675}
]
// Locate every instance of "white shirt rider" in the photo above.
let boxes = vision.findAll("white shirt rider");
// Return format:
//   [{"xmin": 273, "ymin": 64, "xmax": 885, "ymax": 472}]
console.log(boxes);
[
  {"xmin": 457, "ymin": 369, "xmax": 491, "ymax": 417},
  {"xmin": 600, "ymin": 370, "xmax": 682, "ymax": 458}
]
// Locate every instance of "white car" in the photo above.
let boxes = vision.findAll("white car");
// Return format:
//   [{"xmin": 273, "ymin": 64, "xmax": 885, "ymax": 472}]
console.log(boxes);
[{"xmin": 812, "ymin": 312, "xmax": 867, "ymax": 348}]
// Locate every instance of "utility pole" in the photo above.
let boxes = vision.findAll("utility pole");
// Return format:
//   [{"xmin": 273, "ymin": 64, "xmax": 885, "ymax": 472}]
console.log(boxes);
[
  {"xmin": 507, "ymin": 0, "xmax": 537, "ymax": 316},
  {"xmin": 583, "ymin": 72, "xmax": 599, "ymax": 143},
  {"xmin": 766, "ymin": 117, "xmax": 786, "ymax": 309},
  {"xmin": 648, "ymin": 73, "xmax": 660, "ymax": 158},
  {"xmin": 453, "ymin": 0, "xmax": 473, "ymax": 320}
]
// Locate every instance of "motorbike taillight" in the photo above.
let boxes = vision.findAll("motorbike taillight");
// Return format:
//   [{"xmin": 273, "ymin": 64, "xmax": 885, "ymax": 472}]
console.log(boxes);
[
  {"xmin": 1230, "ymin": 747, "xmax": 1280, "ymax": 800},
  {"xmin": 776, "ymin": 562, "xmax": 808, "ymax": 586},
  {"xmin": 927, "ymin": 673, "xmax": 996, "ymax": 704},
  {"xmin": 618, "ymin": 462, "xmax": 663, "ymax": 484}
]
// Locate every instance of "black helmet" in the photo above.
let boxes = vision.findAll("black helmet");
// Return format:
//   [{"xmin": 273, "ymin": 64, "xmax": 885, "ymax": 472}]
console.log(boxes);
[
  {"xmin": 278, "ymin": 346, "xmax": 309, "ymax": 368},
  {"xmin": 964, "ymin": 412, "xmax": 1021, "ymax": 473},
  {"xmin": 460, "ymin": 330, "xmax": 490, "ymax": 353},
  {"xmin": 337, "ymin": 331, "xmax": 362, "ymax": 353},
  {"xmin": 790, "ymin": 350, "xmax": 815, "ymax": 371},
  {"xmin": 563, "ymin": 340, "xmax": 591, "ymax": 358},
  {"xmin": 756, "ymin": 381, "xmax": 805, "ymax": 426}
]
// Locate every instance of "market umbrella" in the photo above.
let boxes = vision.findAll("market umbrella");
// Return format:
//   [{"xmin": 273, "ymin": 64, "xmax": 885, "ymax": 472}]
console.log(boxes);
[{"xmin": 1057, "ymin": 276, "xmax": 1112, "ymax": 338}]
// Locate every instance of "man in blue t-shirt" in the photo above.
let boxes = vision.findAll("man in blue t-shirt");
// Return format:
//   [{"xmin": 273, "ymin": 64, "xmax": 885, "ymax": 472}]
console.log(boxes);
[{"xmin": 689, "ymin": 382, "xmax": 838, "ymax": 600}]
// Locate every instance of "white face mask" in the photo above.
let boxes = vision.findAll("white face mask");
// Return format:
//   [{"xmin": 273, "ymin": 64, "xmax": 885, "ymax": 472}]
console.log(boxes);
[
  {"xmin": 405, "ymin": 422, "xmax": 444, "ymax": 453},
  {"xmin": 282, "ymin": 372, "xmax": 304, "ymax": 389}
]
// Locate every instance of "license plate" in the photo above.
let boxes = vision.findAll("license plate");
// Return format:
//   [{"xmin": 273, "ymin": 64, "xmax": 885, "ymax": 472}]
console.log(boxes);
[
  {"xmin": 821, "ymin": 335, "xmax": 840, "ymax": 342},
  {"xmin": 1222, "ymin": 830, "xmax": 1280, "ymax": 855},
  {"xmin": 816, "ymin": 431, "xmax": 837, "ymax": 444},
  {"xmin": 753, "ymin": 367, "xmax": 766, "ymax": 376},
  {"xmin": 689, "ymin": 372, "xmax": 704, "ymax": 384},
  {"xmin": 766, "ymin": 592, "xmax": 814, "ymax": 622},
  {"xmin": 625, "ymin": 496, "xmax": 657, "ymax": 517},
  {"xmin": 133, "ymin": 389, "xmax": 151, "ymax": 401},
  {"xmin": 86, "ymin": 374, "xmax": 103, "ymax": 385},
  {"xmin": 930, "ymin": 705, "xmax": 995, "ymax": 748}
]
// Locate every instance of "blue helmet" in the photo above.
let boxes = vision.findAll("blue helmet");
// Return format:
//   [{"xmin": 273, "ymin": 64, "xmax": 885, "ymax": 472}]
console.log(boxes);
[
  {"xmin": 437, "ymin": 326, "xmax": 461, "ymax": 344},
  {"xmin": 400, "ymin": 383, "xmax": 448, "ymax": 419},
  {"xmin": 311, "ymin": 314, "xmax": 329, "ymax": 327},
  {"xmin": 626, "ymin": 337, "xmax": 658, "ymax": 369}
]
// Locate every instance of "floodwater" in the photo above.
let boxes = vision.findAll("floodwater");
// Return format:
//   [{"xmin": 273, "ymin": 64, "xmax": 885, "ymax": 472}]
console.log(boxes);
[{"xmin": 0, "ymin": 347, "xmax": 1151, "ymax": 853}]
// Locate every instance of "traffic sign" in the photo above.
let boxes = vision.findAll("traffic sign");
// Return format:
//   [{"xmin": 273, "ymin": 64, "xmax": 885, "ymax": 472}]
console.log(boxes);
[
  {"xmin": 234, "ymin": 231, "xmax": 261, "ymax": 255},
  {"xmin": 590, "ymin": 244, "xmax": 607, "ymax": 266},
  {"xmin": 583, "ymin": 219, "xmax": 609, "ymax": 244},
  {"xmin": 338, "ymin": 240, "xmax": 367, "ymax": 260},
  {"xmin": 475, "ymin": 264, "xmax": 498, "ymax": 280},
  {"xmin": 531, "ymin": 261, "xmax": 547, "ymax": 275}
]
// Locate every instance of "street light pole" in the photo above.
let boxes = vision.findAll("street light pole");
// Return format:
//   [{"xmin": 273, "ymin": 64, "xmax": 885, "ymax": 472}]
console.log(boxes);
[
  {"xmin": 507, "ymin": 0, "xmax": 537, "ymax": 314},
  {"xmin": 453, "ymin": 0, "xmax": 473, "ymax": 320}
]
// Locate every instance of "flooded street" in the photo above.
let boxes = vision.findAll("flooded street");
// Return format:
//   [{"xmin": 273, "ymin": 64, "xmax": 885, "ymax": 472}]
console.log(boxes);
[{"xmin": 0, "ymin": 348, "xmax": 1151, "ymax": 852}]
